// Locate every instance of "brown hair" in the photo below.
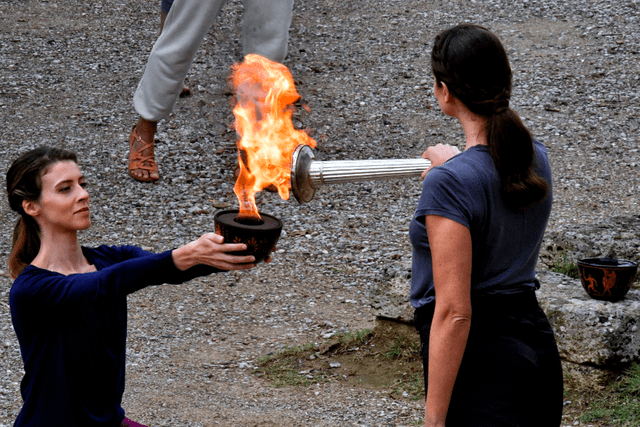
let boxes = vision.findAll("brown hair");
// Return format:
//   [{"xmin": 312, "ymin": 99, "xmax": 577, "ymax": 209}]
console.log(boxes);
[
  {"xmin": 6, "ymin": 146, "xmax": 78, "ymax": 278},
  {"xmin": 431, "ymin": 23, "xmax": 548, "ymax": 209}
]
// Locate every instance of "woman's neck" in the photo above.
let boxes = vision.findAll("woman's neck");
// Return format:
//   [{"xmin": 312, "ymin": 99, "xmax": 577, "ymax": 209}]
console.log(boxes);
[
  {"xmin": 31, "ymin": 229, "xmax": 94, "ymax": 275},
  {"xmin": 456, "ymin": 106, "xmax": 488, "ymax": 150}
]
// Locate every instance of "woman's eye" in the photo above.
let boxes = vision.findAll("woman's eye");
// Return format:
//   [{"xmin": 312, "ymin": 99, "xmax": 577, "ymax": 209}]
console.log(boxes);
[
  {"xmin": 80, "ymin": 182, "xmax": 88, "ymax": 188},
  {"xmin": 60, "ymin": 187, "xmax": 70, "ymax": 192}
]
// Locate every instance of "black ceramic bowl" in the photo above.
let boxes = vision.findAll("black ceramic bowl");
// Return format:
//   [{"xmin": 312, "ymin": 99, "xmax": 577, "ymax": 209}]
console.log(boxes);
[
  {"xmin": 577, "ymin": 258, "xmax": 638, "ymax": 302},
  {"xmin": 213, "ymin": 209, "xmax": 282, "ymax": 263}
]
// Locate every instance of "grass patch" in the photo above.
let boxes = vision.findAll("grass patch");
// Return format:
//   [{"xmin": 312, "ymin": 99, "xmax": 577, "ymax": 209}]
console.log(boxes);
[
  {"xmin": 254, "ymin": 319, "xmax": 424, "ymax": 400},
  {"xmin": 562, "ymin": 362, "xmax": 640, "ymax": 426},
  {"xmin": 551, "ymin": 252, "xmax": 579, "ymax": 279},
  {"xmin": 577, "ymin": 363, "xmax": 640, "ymax": 426},
  {"xmin": 255, "ymin": 342, "xmax": 326, "ymax": 388},
  {"xmin": 337, "ymin": 328, "xmax": 372, "ymax": 346},
  {"xmin": 390, "ymin": 371, "xmax": 424, "ymax": 400},
  {"xmin": 384, "ymin": 335, "xmax": 421, "ymax": 360}
]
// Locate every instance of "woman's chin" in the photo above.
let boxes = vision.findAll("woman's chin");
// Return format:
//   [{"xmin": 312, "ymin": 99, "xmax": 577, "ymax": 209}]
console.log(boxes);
[{"xmin": 78, "ymin": 219, "xmax": 91, "ymax": 230}]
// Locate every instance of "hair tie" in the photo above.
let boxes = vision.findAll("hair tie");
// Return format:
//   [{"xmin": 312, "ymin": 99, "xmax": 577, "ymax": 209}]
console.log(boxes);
[{"xmin": 493, "ymin": 101, "xmax": 509, "ymax": 115}]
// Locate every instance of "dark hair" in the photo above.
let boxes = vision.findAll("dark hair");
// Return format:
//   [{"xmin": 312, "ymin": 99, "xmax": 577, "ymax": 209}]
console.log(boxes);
[
  {"xmin": 431, "ymin": 23, "xmax": 548, "ymax": 209},
  {"xmin": 6, "ymin": 146, "xmax": 78, "ymax": 278}
]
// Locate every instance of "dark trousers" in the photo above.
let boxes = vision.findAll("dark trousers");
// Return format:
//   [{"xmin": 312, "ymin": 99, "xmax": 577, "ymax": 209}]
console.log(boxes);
[{"xmin": 415, "ymin": 292, "xmax": 564, "ymax": 427}]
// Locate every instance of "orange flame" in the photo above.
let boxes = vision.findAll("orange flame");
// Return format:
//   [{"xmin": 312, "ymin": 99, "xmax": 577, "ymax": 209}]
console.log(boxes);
[{"xmin": 231, "ymin": 54, "xmax": 316, "ymax": 218}]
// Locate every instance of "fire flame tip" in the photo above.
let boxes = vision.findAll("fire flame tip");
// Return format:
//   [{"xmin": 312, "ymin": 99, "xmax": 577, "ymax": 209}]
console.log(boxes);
[{"xmin": 231, "ymin": 54, "xmax": 317, "ymax": 215}]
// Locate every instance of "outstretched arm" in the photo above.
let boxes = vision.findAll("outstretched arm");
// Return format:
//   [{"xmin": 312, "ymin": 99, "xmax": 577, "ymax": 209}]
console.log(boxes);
[{"xmin": 11, "ymin": 235, "xmax": 264, "ymax": 313}]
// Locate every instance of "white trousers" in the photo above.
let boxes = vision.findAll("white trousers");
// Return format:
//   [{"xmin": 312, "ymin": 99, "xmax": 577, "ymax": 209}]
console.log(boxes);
[{"xmin": 133, "ymin": 0, "xmax": 294, "ymax": 122}]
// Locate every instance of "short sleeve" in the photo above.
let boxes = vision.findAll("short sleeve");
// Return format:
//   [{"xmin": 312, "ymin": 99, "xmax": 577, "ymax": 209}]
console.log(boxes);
[{"xmin": 415, "ymin": 167, "xmax": 473, "ymax": 229}]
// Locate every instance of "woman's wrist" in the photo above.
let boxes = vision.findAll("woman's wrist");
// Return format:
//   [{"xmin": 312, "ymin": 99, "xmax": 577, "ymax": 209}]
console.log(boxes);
[
  {"xmin": 171, "ymin": 242, "xmax": 197, "ymax": 271},
  {"xmin": 424, "ymin": 412, "xmax": 447, "ymax": 427}
]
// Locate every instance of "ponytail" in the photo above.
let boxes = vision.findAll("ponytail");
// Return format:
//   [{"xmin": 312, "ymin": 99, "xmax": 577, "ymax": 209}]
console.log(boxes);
[
  {"xmin": 6, "ymin": 146, "xmax": 77, "ymax": 278},
  {"xmin": 431, "ymin": 23, "xmax": 548, "ymax": 210},
  {"xmin": 9, "ymin": 216, "xmax": 41, "ymax": 279},
  {"xmin": 487, "ymin": 108, "xmax": 548, "ymax": 210}
]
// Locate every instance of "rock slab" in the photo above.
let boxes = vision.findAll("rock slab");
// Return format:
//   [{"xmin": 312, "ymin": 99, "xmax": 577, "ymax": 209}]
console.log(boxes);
[
  {"xmin": 536, "ymin": 269, "xmax": 640, "ymax": 367},
  {"xmin": 374, "ymin": 268, "xmax": 640, "ymax": 367}
]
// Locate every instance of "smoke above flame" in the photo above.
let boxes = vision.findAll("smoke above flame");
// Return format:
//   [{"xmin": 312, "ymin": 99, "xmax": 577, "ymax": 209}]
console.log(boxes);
[{"xmin": 231, "ymin": 54, "xmax": 316, "ymax": 218}]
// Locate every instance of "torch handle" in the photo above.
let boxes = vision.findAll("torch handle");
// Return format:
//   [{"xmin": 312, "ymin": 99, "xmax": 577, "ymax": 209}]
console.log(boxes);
[
  {"xmin": 308, "ymin": 158, "xmax": 431, "ymax": 185},
  {"xmin": 290, "ymin": 144, "xmax": 434, "ymax": 204}
]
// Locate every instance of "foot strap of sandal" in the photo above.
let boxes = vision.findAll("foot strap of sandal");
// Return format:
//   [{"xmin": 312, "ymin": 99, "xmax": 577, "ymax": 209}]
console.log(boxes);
[{"xmin": 129, "ymin": 127, "xmax": 158, "ymax": 173}]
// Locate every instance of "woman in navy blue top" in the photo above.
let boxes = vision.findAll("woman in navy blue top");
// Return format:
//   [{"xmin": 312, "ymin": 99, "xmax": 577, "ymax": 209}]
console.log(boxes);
[
  {"xmin": 6, "ymin": 147, "xmax": 264, "ymax": 427},
  {"xmin": 411, "ymin": 25, "xmax": 563, "ymax": 426}
]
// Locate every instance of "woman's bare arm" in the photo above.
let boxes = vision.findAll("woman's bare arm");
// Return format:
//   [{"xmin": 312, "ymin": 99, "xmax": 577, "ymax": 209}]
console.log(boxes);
[{"xmin": 424, "ymin": 215, "xmax": 472, "ymax": 427}]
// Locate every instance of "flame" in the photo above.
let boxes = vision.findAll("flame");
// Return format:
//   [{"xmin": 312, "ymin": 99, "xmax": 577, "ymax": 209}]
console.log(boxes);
[{"xmin": 231, "ymin": 54, "xmax": 316, "ymax": 218}]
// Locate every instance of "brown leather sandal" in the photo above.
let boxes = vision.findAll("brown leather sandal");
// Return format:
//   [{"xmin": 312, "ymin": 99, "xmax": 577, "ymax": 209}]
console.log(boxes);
[{"xmin": 128, "ymin": 125, "xmax": 159, "ymax": 182}]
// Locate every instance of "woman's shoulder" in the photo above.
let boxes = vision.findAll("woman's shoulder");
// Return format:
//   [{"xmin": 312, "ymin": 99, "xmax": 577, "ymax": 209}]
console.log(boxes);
[
  {"xmin": 10, "ymin": 265, "xmax": 65, "ymax": 305},
  {"xmin": 13, "ymin": 264, "xmax": 62, "ymax": 282},
  {"xmin": 532, "ymin": 140, "xmax": 552, "ymax": 175},
  {"xmin": 12, "ymin": 264, "xmax": 55, "ymax": 283},
  {"xmin": 533, "ymin": 140, "xmax": 549, "ymax": 157},
  {"xmin": 82, "ymin": 245, "xmax": 152, "ymax": 266},
  {"xmin": 426, "ymin": 147, "xmax": 493, "ymax": 184}
]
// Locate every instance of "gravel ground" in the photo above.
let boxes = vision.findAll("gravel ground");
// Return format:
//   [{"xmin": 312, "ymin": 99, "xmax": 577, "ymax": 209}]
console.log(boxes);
[{"xmin": 0, "ymin": 0, "xmax": 639, "ymax": 426}]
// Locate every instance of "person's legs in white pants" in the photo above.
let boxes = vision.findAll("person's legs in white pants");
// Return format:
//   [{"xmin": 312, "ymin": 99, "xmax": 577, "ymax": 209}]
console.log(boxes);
[
  {"xmin": 129, "ymin": 0, "xmax": 227, "ymax": 181},
  {"xmin": 129, "ymin": 0, "xmax": 294, "ymax": 182},
  {"xmin": 134, "ymin": 0, "xmax": 227, "ymax": 123},
  {"xmin": 242, "ymin": 0, "xmax": 294, "ymax": 62}
]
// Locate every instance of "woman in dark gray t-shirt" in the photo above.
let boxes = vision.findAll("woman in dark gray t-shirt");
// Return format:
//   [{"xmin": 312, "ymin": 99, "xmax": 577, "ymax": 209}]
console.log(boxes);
[{"xmin": 411, "ymin": 24, "xmax": 563, "ymax": 427}]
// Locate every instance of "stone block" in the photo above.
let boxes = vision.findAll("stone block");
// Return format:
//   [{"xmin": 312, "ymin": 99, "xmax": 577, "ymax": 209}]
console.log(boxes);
[
  {"xmin": 372, "ymin": 266, "xmax": 640, "ymax": 367},
  {"xmin": 536, "ymin": 269, "xmax": 640, "ymax": 367},
  {"xmin": 371, "ymin": 275, "xmax": 415, "ymax": 324},
  {"xmin": 371, "ymin": 264, "xmax": 640, "ymax": 367},
  {"xmin": 371, "ymin": 260, "xmax": 414, "ymax": 324}
]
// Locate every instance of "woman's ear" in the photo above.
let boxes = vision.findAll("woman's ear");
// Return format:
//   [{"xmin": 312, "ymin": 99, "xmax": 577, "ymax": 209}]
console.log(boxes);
[
  {"xmin": 22, "ymin": 199, "xmax": 41, "ymax": 218},
  {"xmin": 440, "ymin": 81, "xmax": 452, "ymax": 103}
]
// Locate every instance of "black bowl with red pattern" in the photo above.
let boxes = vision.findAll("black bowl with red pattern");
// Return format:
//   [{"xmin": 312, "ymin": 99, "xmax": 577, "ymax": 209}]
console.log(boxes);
[
  {"xmin": 214, "ymin": 209, "xmax": 282, "ymax": 264},
  {"xmin": 577, "ymin": 258, "xmax": 638, "ymax": 302}
]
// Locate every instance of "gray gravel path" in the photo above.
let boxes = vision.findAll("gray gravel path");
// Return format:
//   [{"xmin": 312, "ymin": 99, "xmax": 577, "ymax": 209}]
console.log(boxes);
[{"xmin": 1, "ymin": 0, "xmax": 638, "ymax": 426}]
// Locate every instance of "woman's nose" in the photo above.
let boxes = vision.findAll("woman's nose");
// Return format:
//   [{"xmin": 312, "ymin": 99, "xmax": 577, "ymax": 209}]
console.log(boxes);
[{"xmin": 78, "ymin": 185, "xmax": 89, "ymax": 201}]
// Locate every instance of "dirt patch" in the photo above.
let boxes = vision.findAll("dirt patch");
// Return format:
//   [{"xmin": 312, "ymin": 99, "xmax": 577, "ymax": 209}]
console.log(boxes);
[
  {"xmin": 255, "ymin": 319, "xmax": 640, "ymax": 427},
  {"xmin": 255, "ymin": 318, "xmax": 425, "ymax": 400}
]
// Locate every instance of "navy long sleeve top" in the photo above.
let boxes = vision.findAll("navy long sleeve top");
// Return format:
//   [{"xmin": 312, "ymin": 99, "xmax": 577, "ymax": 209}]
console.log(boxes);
[{"xmin": 9, "ymin": 245, "xmax": 219, "ymax": 427}]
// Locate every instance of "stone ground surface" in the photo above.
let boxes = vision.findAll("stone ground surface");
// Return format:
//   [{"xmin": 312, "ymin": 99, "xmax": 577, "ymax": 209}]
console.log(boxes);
[{"xmin": 0, "ymin": 0, "xmax": 639, "ymax": 426}]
